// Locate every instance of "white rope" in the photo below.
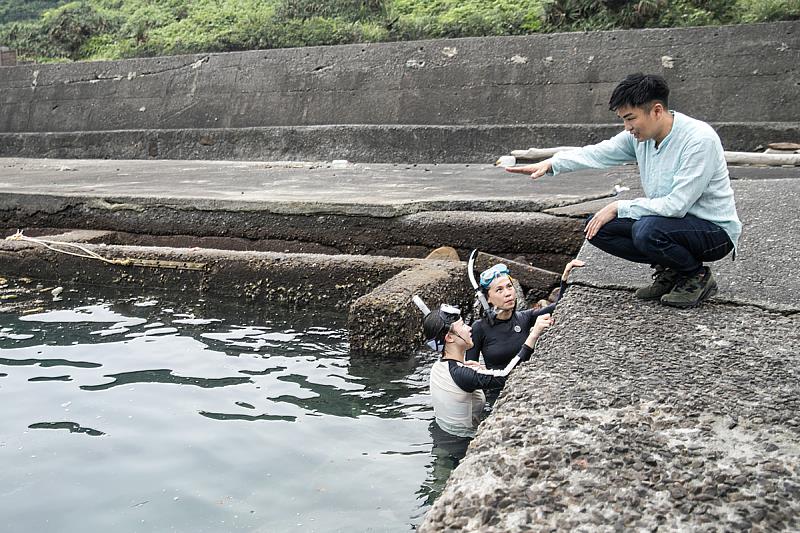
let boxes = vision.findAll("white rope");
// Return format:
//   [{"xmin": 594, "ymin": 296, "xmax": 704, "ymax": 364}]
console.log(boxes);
[{"xmin": 5, "ymin": 230, "xmax": 131, "ymax": 265}]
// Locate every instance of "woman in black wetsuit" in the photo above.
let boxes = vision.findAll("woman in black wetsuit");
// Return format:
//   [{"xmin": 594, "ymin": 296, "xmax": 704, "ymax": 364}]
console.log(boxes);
[{"xmin": 466, "ymin": 259, "xmax": 584, "ymax": 370}]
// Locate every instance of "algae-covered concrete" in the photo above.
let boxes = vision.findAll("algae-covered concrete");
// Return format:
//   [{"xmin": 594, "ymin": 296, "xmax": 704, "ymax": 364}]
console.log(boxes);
[
  {"xmin": 420, "ymin": 167, "xmax": 800, "ymax": 531},
  {"xmin": 0, "ymin": 239, "xmax": 418, "ymax": 307},
  {"xmin": 349, "ymin": 263, "xmax": 473, "ymax": 356}
]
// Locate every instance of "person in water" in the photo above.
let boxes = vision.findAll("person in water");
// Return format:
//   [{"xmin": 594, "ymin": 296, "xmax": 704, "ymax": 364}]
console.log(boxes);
[
  {"xmin": 466, "ymin": 259, "xmax": 584, "ymax": 370},
  {"xmin": 423, "ymin": 302, "xmax": 552, "ymax": 437}
]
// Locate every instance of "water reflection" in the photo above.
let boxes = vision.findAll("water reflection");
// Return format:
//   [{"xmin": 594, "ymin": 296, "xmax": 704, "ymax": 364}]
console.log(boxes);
[
  {"xmin": 0, "ymin": 287, "xmax": 465, "ymax": 532},
  {"xmin": 79, "ymin": 369, "xmax": 252, "ymax": 391},
  {"xmin": 419, "ymin": 422, "xmax": 472, "ymax": 507},
  {"xmin": 29, "ymin": 420, "xmax": 105, "ymax": 436}
]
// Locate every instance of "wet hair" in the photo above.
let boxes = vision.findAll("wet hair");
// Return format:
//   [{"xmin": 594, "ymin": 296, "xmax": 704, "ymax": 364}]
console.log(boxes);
[
  {"xmin": 422, "ymin": 304, "xmax": 461, "ymax": 344},
  {"xmin": 608, "ymin": 73, "xmax": 669, "ymax": 112}
]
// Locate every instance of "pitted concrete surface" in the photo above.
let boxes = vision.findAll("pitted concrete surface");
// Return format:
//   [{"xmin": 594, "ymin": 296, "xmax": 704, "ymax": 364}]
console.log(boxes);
[
  {"xmin": 422, "ymin": 288, "xmax": 800, "ymax": 531},
  {"xmin": 0, "ymin": 157, "xmax": 627, "ymax": 216},
  {"xmin": 421, "ymin": 166, "xmax": 800, "ymax": 530}
]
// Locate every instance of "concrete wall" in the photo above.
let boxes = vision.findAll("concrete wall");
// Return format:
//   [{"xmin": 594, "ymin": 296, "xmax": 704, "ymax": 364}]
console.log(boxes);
[{"xmin": 1, "ymin": 22, "xmax": 798, "ymax": 161}]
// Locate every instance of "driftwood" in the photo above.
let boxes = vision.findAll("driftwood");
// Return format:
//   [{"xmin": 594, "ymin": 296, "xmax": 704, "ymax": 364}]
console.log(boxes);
[
  {"xmin": 768, "ymin": 142, "xmax": 800, "ymax": 151},
  {"xmin": 724, "ymin": 151, "xmax": 800, "ymax": 166},
  {"xmin": 510, "ymin": 147, "xmax": 800, "ymax": 167},
  {"xmin": 510, "ymin": 147, "xmax": 581, "ymax": 162},
  {"xmin": 765, "ymin": 148, "xmax": 800, "ymax": 154}
]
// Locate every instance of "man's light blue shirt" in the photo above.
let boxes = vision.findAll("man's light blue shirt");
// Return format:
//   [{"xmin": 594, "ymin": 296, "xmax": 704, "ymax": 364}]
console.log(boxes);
[{"xmin": 550, "ymin": 111, "xmax": 742, "ymax": 249}]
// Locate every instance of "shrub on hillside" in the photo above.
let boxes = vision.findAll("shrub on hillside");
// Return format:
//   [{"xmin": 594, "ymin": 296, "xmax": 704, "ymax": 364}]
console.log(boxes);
[
  {"xmin": 275, "ymin": 0, "xmax": 387, "ymax": 21},
  {"xmin": 388, "ymin": 0, "xmax": 542, "ymax": 39},
  {"xmin": 0, "ymin": 0, "xmax": 797, "ymax": 62},
  {"xmin": 737, "ymin": 0, "xmax": 800, "ymax": 21}
]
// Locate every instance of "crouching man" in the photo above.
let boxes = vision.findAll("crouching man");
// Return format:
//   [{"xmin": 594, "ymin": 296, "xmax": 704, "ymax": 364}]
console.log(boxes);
[
  {"xmin": 422, "ymin": 303, "xmax": 552, "ymax": 437},
  {"xmin": 508, "ymin": 73, "xmax": 741, "ymax": 308}
]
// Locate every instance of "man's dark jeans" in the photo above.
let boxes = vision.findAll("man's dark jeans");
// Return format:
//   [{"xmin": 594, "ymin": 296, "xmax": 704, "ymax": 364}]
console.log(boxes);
[{"xmin": 586, "ymin": 215, "xmax": 734, "ymax": 276}]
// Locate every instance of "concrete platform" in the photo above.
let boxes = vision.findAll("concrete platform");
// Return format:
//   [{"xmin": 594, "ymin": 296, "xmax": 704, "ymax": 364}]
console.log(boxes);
[
  {"xmin": 420, "ymin": 167, "xmax": 800, "ymax": 530},
  {"xmin": 0, "ymin": 157, "xmax": 626, "ymax": 216}
]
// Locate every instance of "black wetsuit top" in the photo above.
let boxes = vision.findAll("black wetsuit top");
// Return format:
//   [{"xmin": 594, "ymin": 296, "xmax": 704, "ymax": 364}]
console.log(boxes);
[
  {"xmin": 430, "ymin": 344, "xmax": 535, "ymax": 436},
  {"xmin": 466, "ymin": 281, "xmax": 567, "ymax": 369},
  {"xmin": 443, "ymin": 343, "xmax": 534, "ymax": 392}
]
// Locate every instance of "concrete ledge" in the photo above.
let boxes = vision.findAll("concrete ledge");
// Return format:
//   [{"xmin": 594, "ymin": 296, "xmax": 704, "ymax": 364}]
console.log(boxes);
[
  {"xmin": 348, "ymin": 262, "xmax": 472, "ymax": 356},
  {"xmin": 0, "ymin": 159, "xmax": 631, "ymax": 270},
  {"xmin": 0, "ymin": 239, "xmax": 419, "ymax": 308},
  {"xmin": 1, "ymin": 122, "xmax": 796, "ymax": 163}
]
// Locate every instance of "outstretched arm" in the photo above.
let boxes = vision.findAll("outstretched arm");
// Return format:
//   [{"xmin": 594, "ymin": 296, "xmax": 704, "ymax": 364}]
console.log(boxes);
[
  {"xmin": 468, "ymin": 314, "xmax": 554, "ymax": 379},
  {"xmin": 506, "ymin": 132, "xmax": 636, "ymax": 180}
]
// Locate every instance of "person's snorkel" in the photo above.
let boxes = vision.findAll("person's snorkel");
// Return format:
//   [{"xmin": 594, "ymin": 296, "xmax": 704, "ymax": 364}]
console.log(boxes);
[
  {"xmin": 412, "ymin": 296, "xmax": 465, "ymax": 354},
  {"xmin": 467, "ymin": 249, "xmax": 495, "ymax": 326}
]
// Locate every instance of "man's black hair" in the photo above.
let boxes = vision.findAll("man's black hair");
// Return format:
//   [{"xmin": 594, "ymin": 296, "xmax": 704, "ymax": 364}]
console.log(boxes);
[{"xmin": 608, "ymin": 73, "xmax": 669, "ymax": 112}]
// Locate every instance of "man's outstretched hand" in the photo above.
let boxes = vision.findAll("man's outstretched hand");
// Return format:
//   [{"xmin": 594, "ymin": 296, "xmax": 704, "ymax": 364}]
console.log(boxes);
[
  {"xmin": 584, "ymin": 201, "xmax": 619, "ymax": 240},
  {"xmin": 504, "ymin": 159, "xmax": 552, "ymax": 179}
]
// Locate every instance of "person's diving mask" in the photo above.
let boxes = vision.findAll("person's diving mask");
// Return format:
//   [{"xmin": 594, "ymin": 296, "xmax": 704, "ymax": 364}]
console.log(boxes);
[{"xmin": 479, "ymin": 263, "xmax": 510, "ymax": 289}]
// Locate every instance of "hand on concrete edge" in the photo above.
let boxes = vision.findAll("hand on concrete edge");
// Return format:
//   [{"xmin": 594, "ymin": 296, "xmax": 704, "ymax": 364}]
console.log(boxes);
[
  {"xmin": 528, "ymin": 313, "xmax": 554, "ymax": 344},
  {"xmin": 562, "ymin": 259, "xmax": 586, "ymax": 281}
]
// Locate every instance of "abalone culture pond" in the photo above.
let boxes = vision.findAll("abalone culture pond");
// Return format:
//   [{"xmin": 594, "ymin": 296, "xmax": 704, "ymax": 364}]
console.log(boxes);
[{"xmin": 0, "ymin": 285, "xmax": 470, "ymax": 532}]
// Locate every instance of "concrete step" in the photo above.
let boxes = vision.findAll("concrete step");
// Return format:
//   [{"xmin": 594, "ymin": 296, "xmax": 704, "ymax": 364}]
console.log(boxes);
[{"xmin": 1, "ymin": 122, "xmax": 797, "ymax": 163}]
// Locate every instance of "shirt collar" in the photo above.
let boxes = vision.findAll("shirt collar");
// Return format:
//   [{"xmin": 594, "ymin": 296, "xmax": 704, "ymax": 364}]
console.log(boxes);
[{"xmin": 655, "ymin": 110, "xmax": 677, "ymax": 151}]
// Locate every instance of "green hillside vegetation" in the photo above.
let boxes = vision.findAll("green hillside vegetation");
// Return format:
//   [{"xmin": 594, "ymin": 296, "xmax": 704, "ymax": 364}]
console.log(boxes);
[
  {"xmin": 0, "ymin": 0, "xmax": 67, "ymax": 24},
  {"xmin": 0, "ymin": 0, "xmax": 797, "ymax": 63}
]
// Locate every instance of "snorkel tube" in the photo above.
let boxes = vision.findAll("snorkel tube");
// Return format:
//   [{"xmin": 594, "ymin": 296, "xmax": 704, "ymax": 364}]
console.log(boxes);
[
  {"xmin": 412, "ymin": 295, "xmax": 430, "ymax": 316},
  {"xmin": 467, "ymin": 249, "xmax": 495, "ymax": 326}
]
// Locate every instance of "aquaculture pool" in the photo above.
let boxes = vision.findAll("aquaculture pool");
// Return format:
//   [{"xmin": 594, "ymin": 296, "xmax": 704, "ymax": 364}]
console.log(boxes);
[{"xmin": 0, "ymin": 289, "xmax": 469, "ymax": 532}]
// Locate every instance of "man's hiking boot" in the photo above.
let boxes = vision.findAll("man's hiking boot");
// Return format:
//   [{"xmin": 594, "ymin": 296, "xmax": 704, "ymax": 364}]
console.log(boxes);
[
  {"xmin": 634, "ymin": 265, "xmax": 678, "ymax": 300},
  {"xmin": 661, "ymin": 266, "xmax": 718, "ymax": 308}
]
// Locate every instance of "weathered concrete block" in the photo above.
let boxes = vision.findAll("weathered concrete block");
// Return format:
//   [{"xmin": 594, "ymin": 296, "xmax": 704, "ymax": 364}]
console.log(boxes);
[
  {"xmin": 348, "ymin": 262, "xmax": 472, "ymax": 356},
  {"xmin": 0, "ymin": 239, "xmax": 420, "ymax": 308}
]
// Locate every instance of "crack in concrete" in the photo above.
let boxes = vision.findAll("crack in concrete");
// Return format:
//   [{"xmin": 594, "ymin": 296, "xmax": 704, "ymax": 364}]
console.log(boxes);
[
  {"xmin": 573, "ymin": 281, "xmax": 799, "ymax": 316},
  {"xmin": 26, "ymin": 57, "xmax": 213, "ymax": 88}
]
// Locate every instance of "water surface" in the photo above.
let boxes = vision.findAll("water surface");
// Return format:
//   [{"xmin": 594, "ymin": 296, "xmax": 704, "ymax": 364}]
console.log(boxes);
[{"xmin": 0, "ymin": 289, "xmax": 469, "ymax": 532}]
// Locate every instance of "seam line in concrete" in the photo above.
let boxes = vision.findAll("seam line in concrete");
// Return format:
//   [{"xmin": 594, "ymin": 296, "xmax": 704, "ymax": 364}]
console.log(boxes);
[{"xmin": 573, "ymin": 281, "xmax": 800, "ymax": 315}]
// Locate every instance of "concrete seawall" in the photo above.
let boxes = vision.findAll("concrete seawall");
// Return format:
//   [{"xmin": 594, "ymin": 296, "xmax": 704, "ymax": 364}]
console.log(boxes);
[{"xmin": 1, "ymin": 22, "xmax": 798, "ymax": 161}]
